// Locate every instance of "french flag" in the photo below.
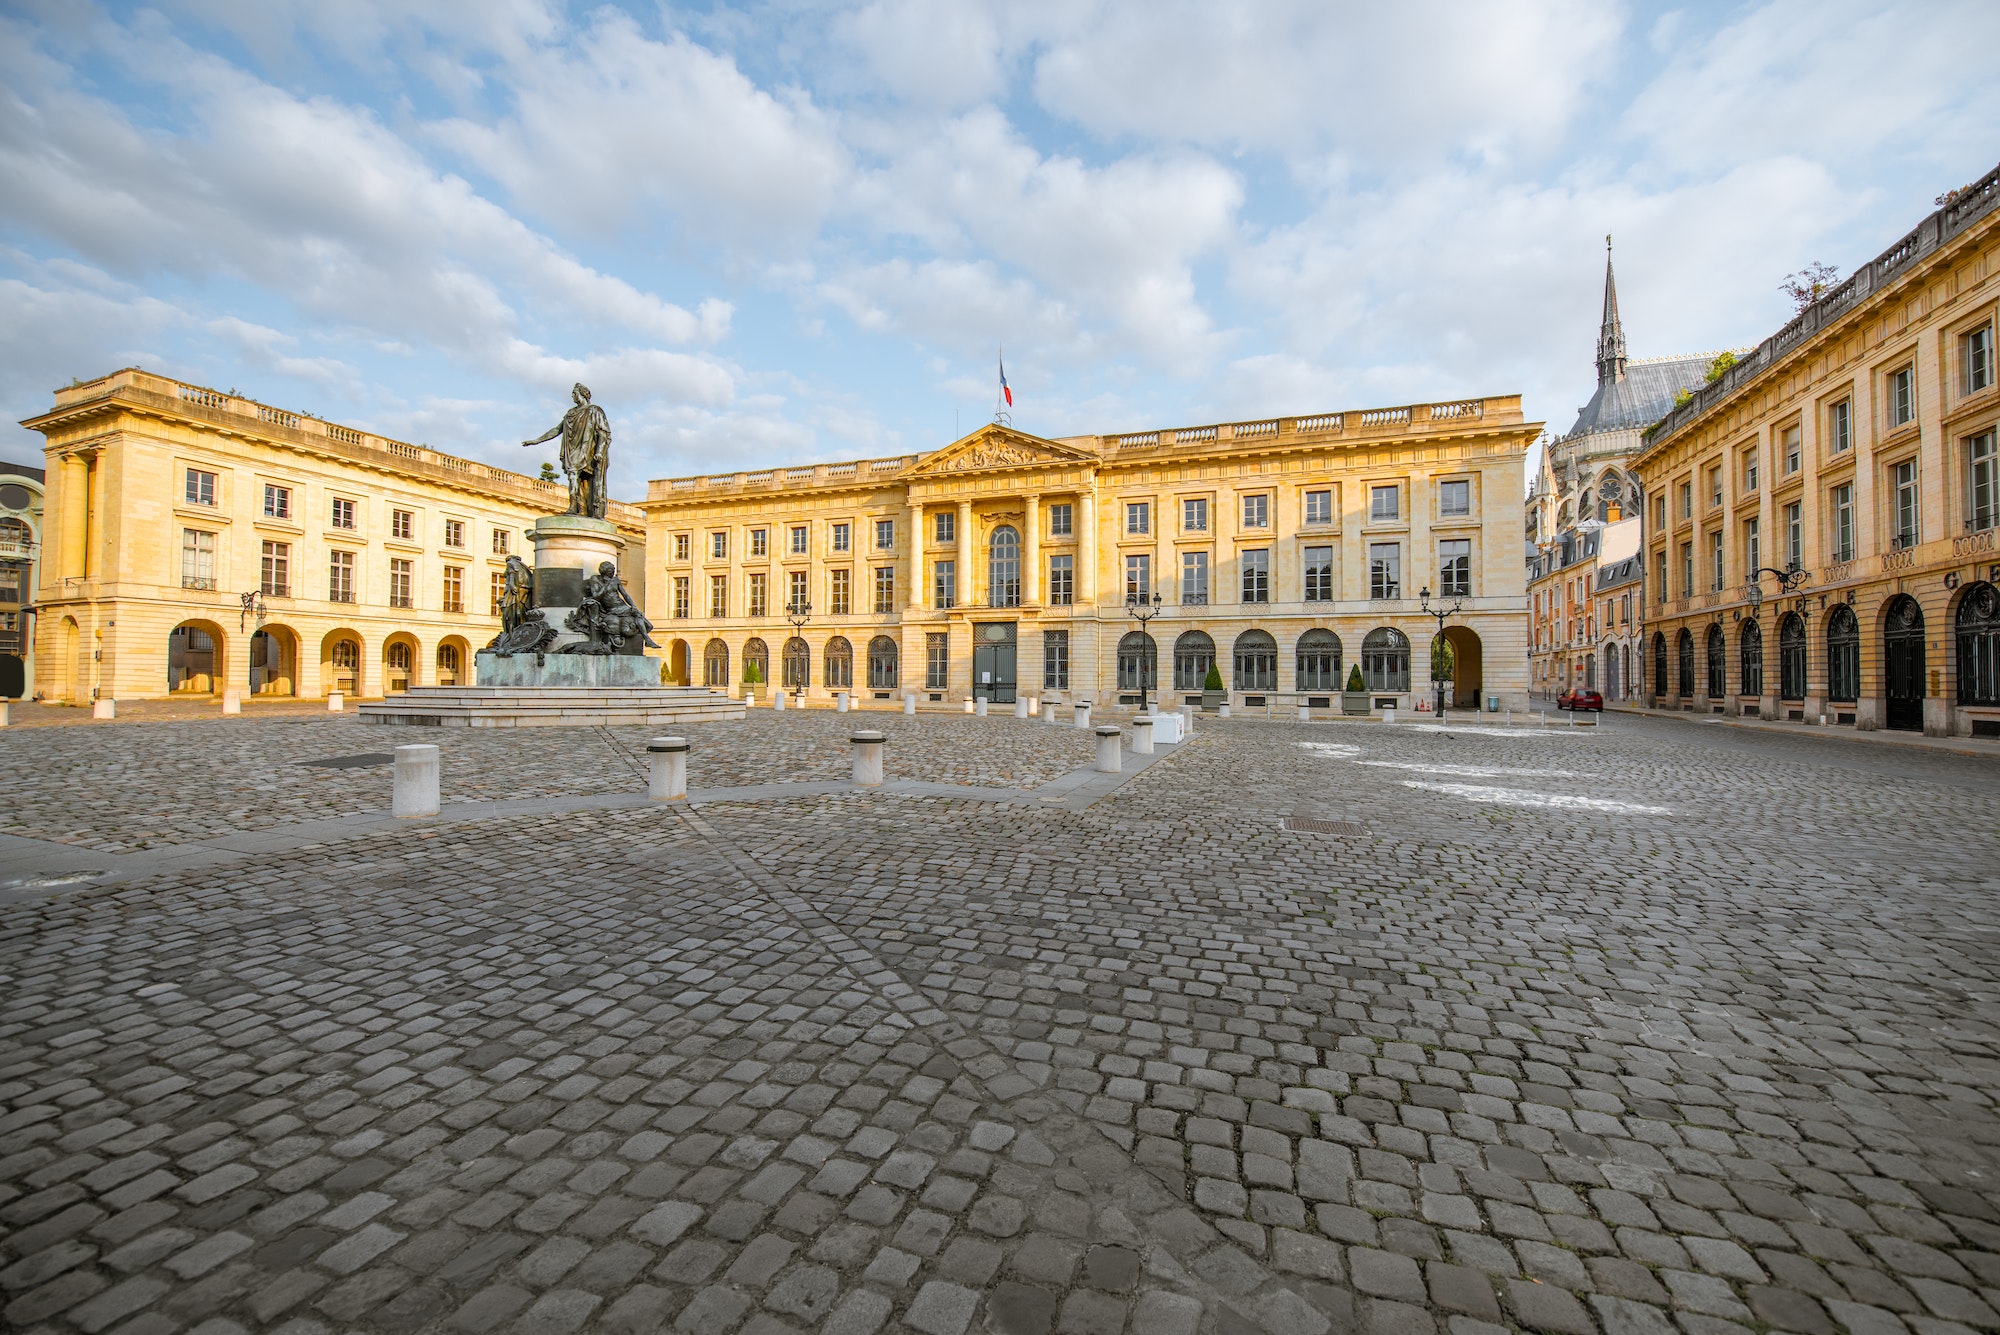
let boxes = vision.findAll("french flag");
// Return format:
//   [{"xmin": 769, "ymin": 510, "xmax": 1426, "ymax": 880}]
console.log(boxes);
[{"xmin": 999, "ymin": 352, "xmax": 1012, "ymax": 407}]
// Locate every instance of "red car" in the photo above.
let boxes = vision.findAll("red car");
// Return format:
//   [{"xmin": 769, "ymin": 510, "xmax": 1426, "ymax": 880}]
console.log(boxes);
[{"xmin": 1557, "ymin": 688, "xmax": 1604, "ymax": 712}]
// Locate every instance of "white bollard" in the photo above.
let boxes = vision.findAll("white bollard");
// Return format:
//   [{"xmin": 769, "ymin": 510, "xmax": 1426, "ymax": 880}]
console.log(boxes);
[
  {"xmin": 1094, "ymin": 725, "xmax": 1122, "ymax": 773},
  {"xmin": 1181, "ymin": 703, "xmax": 1196, "ymax": 736},
  {"xmin": 222, "ymin": 689, "xmax": 242, "ymax": 715},
  {"xmin": 964, "ymin": 698, "xmax": 975, "ymax": 714},
  {"xmin": 904, "ymin": 694, "xmax": 917, "ymax": 715},
  {"xmin": 1383, "ymin": 706, "xmax": 1396, "ymax": 725},
  {"xmin": 774, "ymin": 691, "xmax": 786, "ymax": 711},
  {"xmin": 328, "ymin": 691, "xmax": 344, "ymax": 712},
  {"xmin": 1044, "ymin": 702, "xmax": 1057, "ymax": 723},
  {"xmin": 835, "ymin": 692, "xmax": 850, "ymax": 713},
  {"xmin": 93, "ymin": 699, "xmax": 116, "ymax": 720},
  {"xmin": 392, "ymin": 743, "xmax": 440, "ymax": 818},
  {"xmin": 1132, "ymin": 717, "xmax": 1154, "ymax": 755},
  {"xmin": 1074, "ymin": 702, "xmax": 1092, "ymax": 730},
  {"xmin": 1147, "ymin": 701, "xmax": 1160, "ymax": 717},
  {"xmin": 1218, "ymin": 702, "xmax": 1231, "ymax": 718},
  {"xmin": 851, "ymin": 730, "xmax": 886, "ymax": 786},
  {"xmin": 0, "ymin": 700, "xmax": 8, "ymax": 727},
  {"xmin": 1014, "ymin": 696, "xmax": 1030, "ymax": 719},
  {"xmin": 647, "ymin": 736, "xmax": 689, "ymax": 801},
  {"xmin": 1028, "ymin": 696, "xmax": 1039, "ymax": 714},
  {"xmin": 975, "ymin": 697, "xmax": 988, "ymax": 717},
  {"xmin": 1296, "ymin": 703, "xmax": 1310, "ymax": 722}
]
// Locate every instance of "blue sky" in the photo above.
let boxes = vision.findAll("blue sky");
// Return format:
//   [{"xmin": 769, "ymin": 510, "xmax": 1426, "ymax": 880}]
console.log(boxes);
[{"xmin": 3, "ymin": 1, "xmax": 1996, "ymax": 499}]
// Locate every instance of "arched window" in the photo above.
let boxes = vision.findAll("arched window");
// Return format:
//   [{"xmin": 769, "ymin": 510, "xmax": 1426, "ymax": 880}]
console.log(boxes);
[
  {"xmin": 704, "ymin": 638, "xmax": 730, "ymax": 687},
  {"xmin": 1117, "ymin": 632, "xmax": 1157, "ymax": 691},
  {"xmin": 1957, "ymin": 582, "xmax": 2000, "ymax": 705},
  {"xmin": 1233, "ymin": 630, "xmax": 1278, "ymax": 691},
  {"xmin": 1676, "ymin": 628, "xmax": 1694, "ymax": 698},
  {"xmin": 386, "ymin": 641, "xmax": 412, "ymax": 693},
  {"xmin": 1705, "ymin": 625, "xmax": 1726, "ymax": 699},
  {"xmin": 1360, "ymin": 628, "xmax": 1409, "ymax": 692},
  {"xmin": 989, "ymin": 525, "xmax": 1020, "ymax": 608},
  {"xmin": 782, "ymin": 637, "xmax": 810, "ymax": 688},
  {"xmin": 1653, "ymin": 632, "xmax": 1668, "ymax": 697},
  {"xmin": 1825, "ymin": 605, "xmax": 1858, "ymax": 703},
  {"xmin": 1172, "ymin": 631, "xmax": 1216, "ymax": 691},
  {"xmin": 1779, "ymin": 613, "xmax": 1807, "ymax": 700},
  {"xmin": 331, "ymin": 638, "xmax": 360, "ymax": 694},
  {"xmin": 1597, "ymin": 475, "xmax": 1623, "ymax": 522},
  {"xmin": 868, "ymin": 635, "xmax": 898, "ymax": 690},
  {"xmin": 743, "ymin": 637, "xmax": 769, "ymax": 688},
  {"xmin": 437, "ymin": 643, "xmax": 460, "ymax": 683},
  {"xmin": 1585, "ymin": 653, "xmax": 1597, "ymax": 690},
  {"xmin": 824, "ymin": 636, "xmax": 853, "ymax": 688},
  {"xmin": 1740, "ymin": 620, "xmax": 1763, "ymax": 697},
  {"xmin": 1295, "ymin": 630, "xmax": 1342, "ymax": 691}
]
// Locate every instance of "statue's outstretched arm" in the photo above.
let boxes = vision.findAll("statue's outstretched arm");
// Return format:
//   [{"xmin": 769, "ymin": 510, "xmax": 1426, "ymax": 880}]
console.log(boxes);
[{"xmin": 522, "ymin": 424, "xmax": 562, "ymax": 447}]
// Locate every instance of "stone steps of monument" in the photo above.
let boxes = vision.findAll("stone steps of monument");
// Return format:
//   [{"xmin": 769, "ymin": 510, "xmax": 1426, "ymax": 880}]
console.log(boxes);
[{"xmin": 356, "ymin": 685, "xmax": 746, "ymax": 728}]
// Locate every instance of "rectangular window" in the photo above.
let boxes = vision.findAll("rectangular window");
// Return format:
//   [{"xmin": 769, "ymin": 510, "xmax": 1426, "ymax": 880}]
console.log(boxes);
[
  {"xmin": 390, "ymin": 509, "xmax": 413, "ymax": 541},
  {"xmin": 263, "ymin": 483, "xmax": 291, "ymax": 519},
  {"xmin": 1181, "ymin": 551, "xmax": 1209, "ymax": 605},
  {"xmin": 1745, "ymin": 517, "xmax": 1760, "ymax": 576},
  {"xmin": 831, "ymin": 523, "xmax": 850, "ymax": 553},
  {"xmin": 710, "ymin": 574, "xmax": 728, "ymax": 617},
  {"xmin": 180, "ymin": 529, "xmax": 215, "ymax": 590},
  {"xmin": 875, "ymin": 519, "xmax": 894, "ymax": 550},
  {"xmin": 329, "ymin": 550, "xmax": 355, "ymax": 602},
  {"xmin": 1679, "ymin": 482, "xmax": 1692, "ymax": 519},
  {"xmin": 934, "ymin": 560, "xmax": 956, "ymax": 609},
  {"xmin": 494, "ymin": 570, "xmax": 510, "ymax": 617},
  {"xmin": 261, "ymin": 540, "xmax": 289, "ymax": 597},
  {"xmin": 444, "ymin": 519, "xmax": 464, "ymax": 548},
  {"xmin": 830, "ymin": 568, "xmax": 852, "ymax": 615},
  {"xmin": 711, "ymin": 531, "xmax": 728, "ymax": 559},
  {"xmin": 1784, "ymin": 502, "xmax": 1803, "ymax": 569},
  {"xmin": 1679, "ymin": 542, "xmax": 1694, "ymax": 597},
  {"xmin": 1967, "ymin": 326, "xmax": 1994, "ymax": 394},
  {"xmin": 1240, "ymin": 548, "xmax": 1269, "ymax": 603},
  {"xmin": 1126, "ymin": 501, "xmax": 1149, "ymax": 535},
  {"xmin": 1743, "ymin": 449, "xmax": 1759, "ymax": 493},
  {"xmin": 442, "ymin": 566, "xmax": 464, "ymax": 613},
  {"xmin": 1439, "ymin": 539, "xmax": 1471, "ymax": 597},
  {"xmin": 1368, "ymin": 543, "xmax": 1400, "ymax": 599},
  {"xmin": 874, "ymin": 566, "xmax": 896, "ymax": 614},
  {"xmin": 927, "ymin": 632, "xmax": 950, "ymax": 690},
  {"xmin": 1303, "ymin": 545, "xmax": 1333, "ymax": 601},
  {"xmin": 1042, "ymin": 630, "xmax": 1068, "ymax": 690},
  {"xmin": 1783, "ymin": 425, "xmax": 1802, "ymax": 475},
  {"xmin": 748, "ymin": 572, "xmax": 768, "ymax": 617},
  {"xmin": 1709, "ymin": 530, "xmax": 1724, "ymax": 591},
  {"xmin": 1183, "ymin": 497, "xmax": 1208, "ymax": 532},
  {"xmin": 1832, "ymin": 484, "xmax": 1854, "ymax": 562},
  {"xmin": 935, "ymin": 511, "xmax": 955, "ymax": 544},
  {"xmin": 389, "ymin": 558, "xmax": 413, "ymax": 609},
  {"xmin": 491, "ymin": 528, "xmax": 509, "ymax": 555},
  {"xmin": 185, "ymin": 468, "xmax": 216, "ymax": 506},
  {"xmin": 1970, "ymin": 431, "xmax": 1999, "ymax": 532},
  {"xmin": 1242, "ymin": 494, "xmax": 1269, "ymax": 528},
  {"xmin": 1438, "ymin": 479, "xmax": 1470, "ymax": 518},
  {"xmin": 1370, "ymin": 485, "xmax": 1399, "ymax": 521},
  {"xmin": 1894, "ymin": 459, "xmax": 1919, "ymax": 546},
  {"xmin": 1124, "ymin": 553, "xmax": 1151, "ymax": 601},
  {"xmin": 1047, "ymin": 503, "xmax": 1072, "ymax": 536},
  {"xmin": 1655, "ymin": 551, "xmax": 1667, "ymax": 604},
  {"xmin": 787, "ymin": 569, "xmax": 808, "ymax": 612},
  {"xmin": 330, "ymin": 497, "xmax": 356, "ymax": 530},
  {"xmin": 1654, "ymin": 495, "xmax": 1667, "ymax": 529},
  {"xmin": 1708, "ymin": 466, "xmax": 1723, "ymax": 509},
  {"xmin": 670, "ymin": 575, "xmax": 689, "ymax": 619},
  {"xmin": 1889, "ymin": 365, "xmax": 1915, "ymax": 427},
  {"xmin": 674, "ymin": 533, "xmax": 690, "ymax": 561},
  {"xmin": 750, "ymin": 528, "xmax": 768, "ymax": 557},
  {"xmin": 790, "ymin": 525, "xmax": 808, "ymax": 555},
  {"xmin": 1304, "ymin": 489, "xmax": 1333, "ymax": 524},
  {"xmin": 1047, "ymin": 554, "xmax": 1073, "ymax": 606},
  {"xmin": 1829, "ymin": 400, "xmax": 1851, "ymax": 453}
]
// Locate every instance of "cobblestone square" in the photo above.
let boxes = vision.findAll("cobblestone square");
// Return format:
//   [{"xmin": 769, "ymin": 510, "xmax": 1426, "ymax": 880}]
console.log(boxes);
[{"xmin": 4, "ymin": 710, "xmax": 1999, "ymax": 1335}]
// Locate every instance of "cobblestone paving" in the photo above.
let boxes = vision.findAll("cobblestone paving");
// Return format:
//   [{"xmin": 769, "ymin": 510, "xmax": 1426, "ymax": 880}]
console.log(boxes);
[
  {"xmin": 0, "ymin": 714, "xmax": 1096, "ymax": 853},
  {"xmin": 3, "ymin": 713, "xmax": 2000, "ymax": 1335}
]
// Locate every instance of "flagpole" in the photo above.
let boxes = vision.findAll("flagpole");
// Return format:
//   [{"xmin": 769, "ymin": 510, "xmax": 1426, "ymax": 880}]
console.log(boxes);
[{"xmin": 995, "ymin": 347, "xmax": 1013, "ymax": 427}]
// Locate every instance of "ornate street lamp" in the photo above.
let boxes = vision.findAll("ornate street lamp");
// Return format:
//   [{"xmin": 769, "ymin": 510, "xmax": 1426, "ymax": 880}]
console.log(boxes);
[
  {"xmin": 1418, "ymin": 585, "xmax": 1463, "ymax": 718},
  {"xmin": 784, "ymin": 595, "xmax": 812, "ymax": 702},
  {"xmin": 1124, "ymin": 590, "xmax": 1163, "ymax": 713},
  {"xmin": 238, "ymin": 590, "xmax": 266, "ymax": 633}
]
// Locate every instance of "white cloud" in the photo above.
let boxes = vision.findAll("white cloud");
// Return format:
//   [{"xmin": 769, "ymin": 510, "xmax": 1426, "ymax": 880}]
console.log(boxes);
[{"xmin": 832, "ymin": 0, "xmax": 1009, "ymax": 109}]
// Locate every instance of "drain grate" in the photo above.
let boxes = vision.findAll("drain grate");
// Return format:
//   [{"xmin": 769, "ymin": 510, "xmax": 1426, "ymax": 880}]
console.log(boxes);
[
  {"xmin": 297, "ymin": 753, "xmax": 395, "ymax": 769},
  {"xmin": 1283, "ymin": 817, "xmax": 1367, "ymax": 837}
]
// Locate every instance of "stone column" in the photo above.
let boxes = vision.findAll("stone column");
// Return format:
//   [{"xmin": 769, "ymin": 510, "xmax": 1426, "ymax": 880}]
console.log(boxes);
[
  {"xmin": 1078, "ymin": 490, "xmax": 1097, "ymax": 605},
  {"xmin": 1023, "ymin": 494, "xmax": 1041, "ymax": 605},
  {"xmin": 59, "ymin": 452, "xmax": 88, "ymax": 581},
  {"xmin": 906, "ymin": 501, "xmax": 924, "ymax": 610},
  {"xmin": 956, "ymin": 500, "xmax": 974, "ymax": 609}
]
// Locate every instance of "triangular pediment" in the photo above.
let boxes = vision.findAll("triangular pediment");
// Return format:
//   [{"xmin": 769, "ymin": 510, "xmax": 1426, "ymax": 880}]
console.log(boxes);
[{"xmin": 907, "ymin": 424, "xmax": 1100, "ymax": 477}]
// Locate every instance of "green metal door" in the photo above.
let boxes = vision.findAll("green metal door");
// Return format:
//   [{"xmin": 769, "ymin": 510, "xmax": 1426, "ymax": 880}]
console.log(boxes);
[{"xmin": 971, "ymin": 622, "xmax": 1017, "ymax": 703}]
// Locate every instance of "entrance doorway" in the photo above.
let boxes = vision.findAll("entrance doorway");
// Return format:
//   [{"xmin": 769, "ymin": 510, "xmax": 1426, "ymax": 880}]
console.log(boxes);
[
  {"xmin": 1885, "ymin": 595, "xmax": 1925, "ymax": 731},
  {"xmin": 971, "ymin": 622, "xmax": 1016, "ymax": 703}
]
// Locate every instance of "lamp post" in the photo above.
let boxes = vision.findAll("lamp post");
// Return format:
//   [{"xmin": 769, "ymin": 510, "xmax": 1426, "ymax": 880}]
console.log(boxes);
[
  {"xmin": 238, "ymin": 590, "xmax": 266, "ymax": 633},
  {"xmin": 1418, "ymin": 585, "xmax": 1463, "ymax": 718},
  {"xmin": 784, "ymin": 596, "xmax": 811, "ymax": 703},
  {"xmin": 1124, "ymin": 591, "xmax": 1163, "ymax": 712}
]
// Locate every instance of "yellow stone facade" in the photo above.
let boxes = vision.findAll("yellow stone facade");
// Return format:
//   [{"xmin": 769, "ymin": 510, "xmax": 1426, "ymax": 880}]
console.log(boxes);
[
  {"xmin": 1634, "ymin": 164, "xmax": 2000, "ymax": 736},
  {"xmin": 23, "ymin": 369, "xmax": 645, "ymax": 703},
  {"xmin": 639, "ymin": 400, "xmax": 1538, "ymax": 712}
]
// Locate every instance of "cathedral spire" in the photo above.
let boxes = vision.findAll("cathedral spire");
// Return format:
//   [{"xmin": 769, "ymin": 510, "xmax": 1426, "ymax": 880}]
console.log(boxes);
[{"xmin": 1596, "ymin": 234, "xmax": 1627, "ymax": 385}]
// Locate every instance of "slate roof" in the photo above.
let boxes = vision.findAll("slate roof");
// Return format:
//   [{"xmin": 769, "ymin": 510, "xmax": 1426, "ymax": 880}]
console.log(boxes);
[{"xmin": 1566, "ymin": 356, "xmax": 1711, "ymax": 437}]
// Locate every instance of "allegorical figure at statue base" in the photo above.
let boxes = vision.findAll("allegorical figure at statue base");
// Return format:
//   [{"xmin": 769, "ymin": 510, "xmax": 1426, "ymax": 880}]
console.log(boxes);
[
  {"xmin": 560, "ymin": 561, "xmax": 659, "ymax": 655},
  {"xmin": 523, "ymin": 382, "xmax": 612, "ymax": 520},
  {"xmin": 485, "ymin": 556, "xmax": 557, "ymax": 653}
]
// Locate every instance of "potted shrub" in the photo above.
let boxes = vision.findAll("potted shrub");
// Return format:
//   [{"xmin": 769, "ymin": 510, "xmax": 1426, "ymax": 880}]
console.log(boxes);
[
  {"xmin": 1341, "ymin": 663, "xmax": 1371, "ymax": 715},
  {"xmin": 1201, "ymin": 663, "xmax": 1227, "ymax": 709},
  {"xmin": 741, "ymin": 659, "xmax": 763, "ymax": 702}
]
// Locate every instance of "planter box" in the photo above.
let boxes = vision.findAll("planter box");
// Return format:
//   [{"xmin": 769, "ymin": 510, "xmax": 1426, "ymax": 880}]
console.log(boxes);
[
  {"xmin": 1341, "ymin": 692, "xmax": 1372, "ymax": 715},
  {"xmin": 1201, "ymin": 690, "xmax": 1227, "ymax": 709}
]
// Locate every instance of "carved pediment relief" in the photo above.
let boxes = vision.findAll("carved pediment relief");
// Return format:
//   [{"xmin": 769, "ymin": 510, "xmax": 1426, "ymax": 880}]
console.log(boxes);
[{"xmin": 909, "ymin": 425, "xmax": 1099, "ymax": 477}]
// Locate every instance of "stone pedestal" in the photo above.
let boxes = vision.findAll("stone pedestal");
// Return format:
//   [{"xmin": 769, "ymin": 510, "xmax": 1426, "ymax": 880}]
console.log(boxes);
[
  {"xmin": 474, "ymin": 651, "xmax": 662, "ymax": 688},
  {"xmin": 529, "ymin": 515, "xmax": 630, "ymax": 657}
]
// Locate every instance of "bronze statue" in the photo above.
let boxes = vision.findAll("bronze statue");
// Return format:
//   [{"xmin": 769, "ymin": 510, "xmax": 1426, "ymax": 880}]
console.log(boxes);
[
  {"xmin": 523, "ymin": 382, "xmax": 612, "ymax": 519},
  {"xmin": 488, "ymin": 608, "xmax": 557, "ymax": 655},
  {"xmin": 497, "ymin": 556, "xmax": 534, "ymax": 631},
  {"xmin": 560, "ymin": 560, "xmax": 658, "ymax": 655}
]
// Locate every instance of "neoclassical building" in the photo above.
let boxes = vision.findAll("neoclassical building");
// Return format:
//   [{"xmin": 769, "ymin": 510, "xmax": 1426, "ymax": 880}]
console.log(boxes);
[
  {"xmin": 0, "ymin": 460, "xmax": 43, "ymax": 698},
  {"xmin": 24, "ymin": 369, "xmax": 645, "ymax": 703},
  {"xmin": 1526, "ymin": 243, "xmax": 1714, "ymax": 701},
  {"xmin": 639, "ymin": 398, "xmax": 1538, "ymax": 712},
  {"xmin": 1636, "ymin": 160, "xmax": 2000, "ymax": 736}
]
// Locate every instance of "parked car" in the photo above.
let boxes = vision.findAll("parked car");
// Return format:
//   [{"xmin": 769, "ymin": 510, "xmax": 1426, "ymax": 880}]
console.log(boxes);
[{"xmin": 1557, "ymin": 688, "xmax": 1603, "ymax": 712}]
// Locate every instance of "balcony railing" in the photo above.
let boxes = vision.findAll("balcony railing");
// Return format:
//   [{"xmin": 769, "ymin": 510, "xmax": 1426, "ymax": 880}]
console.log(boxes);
[
  {"xmin": 261, "ymin": 583, "xmax": 290, "ymax": 599},
  {"xmin": 181, "ymin": 576, "xmax": 217, "ymax": 591}
]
